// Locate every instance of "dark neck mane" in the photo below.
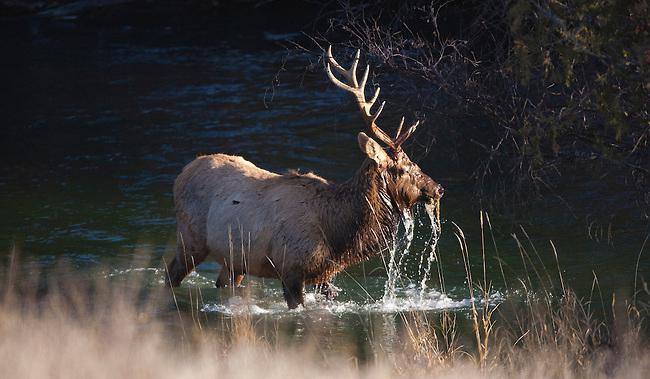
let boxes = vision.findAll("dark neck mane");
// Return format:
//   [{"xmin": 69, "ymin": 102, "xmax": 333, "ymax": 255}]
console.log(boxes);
[{"xmin": 319, "ymin": 160, "xmax": 401, "ymax": 269}]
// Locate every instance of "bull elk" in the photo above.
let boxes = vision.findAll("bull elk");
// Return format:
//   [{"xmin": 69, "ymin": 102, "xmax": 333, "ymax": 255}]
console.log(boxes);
[{"xmin": 166, "ymin": 46, "xmax": 444, "ymax": 309}]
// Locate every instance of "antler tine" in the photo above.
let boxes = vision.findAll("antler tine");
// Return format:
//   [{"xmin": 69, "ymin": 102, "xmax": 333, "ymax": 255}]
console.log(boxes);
[
  {"xmin": 326, "ymin": 46, "xmax": 359, "ymax": 87},
  {"xmin": 350, "ymin": 50, "xmax": 360, "ymax": 87},
  {"xmin": 325, "ymin": 45, "xmax": 395, "ymax": 148},
  {"xmin": 325, "ymin": 63, "xmax": 355, "ymax": 93},
  {"xmin": 370, "ymin": 101, "xmax": 385, "ymax": 125},
  {"xmin": 395, "ymin": 117, "xmax": 405, "ymax": 140},
  {"xmin": 326, "ymin": 46, "xmax": 349, "ymax": 78},
  {"xmin": 368, "ymin": 101, "xmax": 394, "ymax": 145},
  {"xmin": 395, "ymin": 120, "xmax": 420, "ymax": 148}
]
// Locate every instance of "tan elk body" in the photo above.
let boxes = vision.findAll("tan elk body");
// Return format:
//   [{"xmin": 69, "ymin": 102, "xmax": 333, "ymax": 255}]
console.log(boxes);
[{"xmin": 166, "ymin": 47, "xmax": 443, "ymax": 308}]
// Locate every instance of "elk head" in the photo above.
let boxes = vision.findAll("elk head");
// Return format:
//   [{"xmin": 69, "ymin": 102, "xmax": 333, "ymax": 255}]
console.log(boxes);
[{"xmin": 326, "ymin": 46, "xmax": 444, "ymax": 210}]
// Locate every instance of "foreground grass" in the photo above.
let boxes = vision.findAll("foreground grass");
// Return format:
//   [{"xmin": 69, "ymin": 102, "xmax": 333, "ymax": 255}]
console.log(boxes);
[
  {"xmin": 1, "ymin": 225, "xmax": 648, "ymax": 378},
  {"xmin": 0, "ymin": 283, "xmax": 647, "ymax": 379}
]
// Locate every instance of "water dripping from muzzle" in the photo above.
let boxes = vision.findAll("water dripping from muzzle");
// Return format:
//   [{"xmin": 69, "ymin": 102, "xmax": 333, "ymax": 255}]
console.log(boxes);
[
  {"xmin": 381, "ymin": 209, "xmax": 415, "ymax": 305},
  {"xmin": 379, "ymin": 200, "xmax": 442, "ymax": 308}
]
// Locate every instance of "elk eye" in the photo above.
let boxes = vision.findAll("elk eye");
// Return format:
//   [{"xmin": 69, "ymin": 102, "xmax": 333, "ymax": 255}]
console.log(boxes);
[{"xmin": 397, "ymin": 168, "xmax": 406, "ymax": 176}]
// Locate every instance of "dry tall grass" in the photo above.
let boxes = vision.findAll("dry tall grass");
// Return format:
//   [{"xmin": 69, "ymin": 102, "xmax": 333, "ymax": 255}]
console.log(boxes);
[{"xmin": 1, "ymin": 224, "xmax": 648, "ymax": 378}]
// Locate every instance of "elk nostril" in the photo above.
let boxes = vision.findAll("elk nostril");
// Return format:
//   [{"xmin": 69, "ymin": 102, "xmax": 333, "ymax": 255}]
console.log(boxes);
[{"xmin": 437, "ymin": 185, "xmax": 444, "ymax": 197}]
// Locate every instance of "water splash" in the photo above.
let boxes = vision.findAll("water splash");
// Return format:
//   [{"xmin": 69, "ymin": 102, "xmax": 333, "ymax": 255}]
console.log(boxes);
[
  {"xmin": 201, "ymin": 296, "xmax": 274, "ymax": 315},
  {"xmin": 372, "ymin": 286, "xmax": 471, "ymax": 313},
  {"xmin": 198, "ymin": 286, "xmax": 505, "ymax": 316},
  {"xmin": 419, "ymin": 201, "xmax": 443, "ymax": 300},
  {"xmin": 200, "ymin": 296, "xmax": 460, "ymax": 315},
  {"xmin": 380, "ymin": 200, "xmax": 443, "ymax": 309},
  {"xmin": 381, "ymin": 209, "xmax": 415, "ymax": 305},
  {"xmin": 104, "ymin": 267, "xmax": 213, "ymax": 286}
]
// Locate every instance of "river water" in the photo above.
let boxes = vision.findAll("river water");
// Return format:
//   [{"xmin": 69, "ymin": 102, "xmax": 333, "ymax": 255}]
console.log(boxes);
[{"xmin": 1, "ymin": 7, "xmax": 648, "ymax": 352}]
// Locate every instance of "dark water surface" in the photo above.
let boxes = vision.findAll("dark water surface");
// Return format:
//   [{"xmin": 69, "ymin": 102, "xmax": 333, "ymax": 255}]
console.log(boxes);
[{"xmin": 1, "ymin": 8, "xmax": 648, "ymax": 350}]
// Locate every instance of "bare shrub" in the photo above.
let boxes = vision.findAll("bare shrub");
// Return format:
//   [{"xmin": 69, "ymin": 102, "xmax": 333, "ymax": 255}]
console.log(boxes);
[{"xmin": 313, "ymin": 0, "xmax": 649, "ymax": 211}]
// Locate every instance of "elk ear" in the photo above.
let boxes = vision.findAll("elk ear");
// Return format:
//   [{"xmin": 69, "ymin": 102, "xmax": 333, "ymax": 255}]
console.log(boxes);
[{"xmin": 358, "ymin": 132, "xmax": 390, "ymax": 168}]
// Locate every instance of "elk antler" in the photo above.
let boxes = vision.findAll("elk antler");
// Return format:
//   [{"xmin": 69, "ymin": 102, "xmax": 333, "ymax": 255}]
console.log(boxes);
[{"xmin": 325, "ymin": 45, "xmax": 420, "ymax": 152}]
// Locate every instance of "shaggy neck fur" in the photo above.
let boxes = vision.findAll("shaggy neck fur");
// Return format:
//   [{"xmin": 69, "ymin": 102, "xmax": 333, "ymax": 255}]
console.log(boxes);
[{"xmin": 318, "ymin": 159, "xmax": 402, "ymax": 272}]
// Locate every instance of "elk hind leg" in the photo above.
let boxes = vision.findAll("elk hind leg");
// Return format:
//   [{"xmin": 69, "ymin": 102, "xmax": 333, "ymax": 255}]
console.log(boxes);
[
  {"xmin": 166, "ymin": 227, "xmax": 207, "ymax": 287},
  {"xmin": 215, "ymin": 265, "xmax": 245, "ymax": 288}
]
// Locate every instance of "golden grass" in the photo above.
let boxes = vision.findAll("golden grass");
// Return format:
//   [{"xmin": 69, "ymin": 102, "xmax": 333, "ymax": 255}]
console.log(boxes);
[{"xmin": 1, "ymin": 220, "xmax": 649, "ymax": 379}]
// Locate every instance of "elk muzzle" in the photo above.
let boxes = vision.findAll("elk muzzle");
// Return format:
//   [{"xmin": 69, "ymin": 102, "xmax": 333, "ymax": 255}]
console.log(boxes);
[{"xmin": 420, "ymin": 179, "xmax": 444, "ymax": 201}]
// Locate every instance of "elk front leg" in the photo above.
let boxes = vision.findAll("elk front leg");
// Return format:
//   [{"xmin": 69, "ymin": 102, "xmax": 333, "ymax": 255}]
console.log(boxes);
[{"xmin": 282, "ymin": 274, "xmax": 305, "ymax": 309}]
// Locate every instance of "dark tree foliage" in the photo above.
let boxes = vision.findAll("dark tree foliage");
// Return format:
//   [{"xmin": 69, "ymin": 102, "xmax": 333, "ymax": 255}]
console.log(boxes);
[{"xmin": 320, "ymin": 0, "xmax": 649, "ymax": 212}]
